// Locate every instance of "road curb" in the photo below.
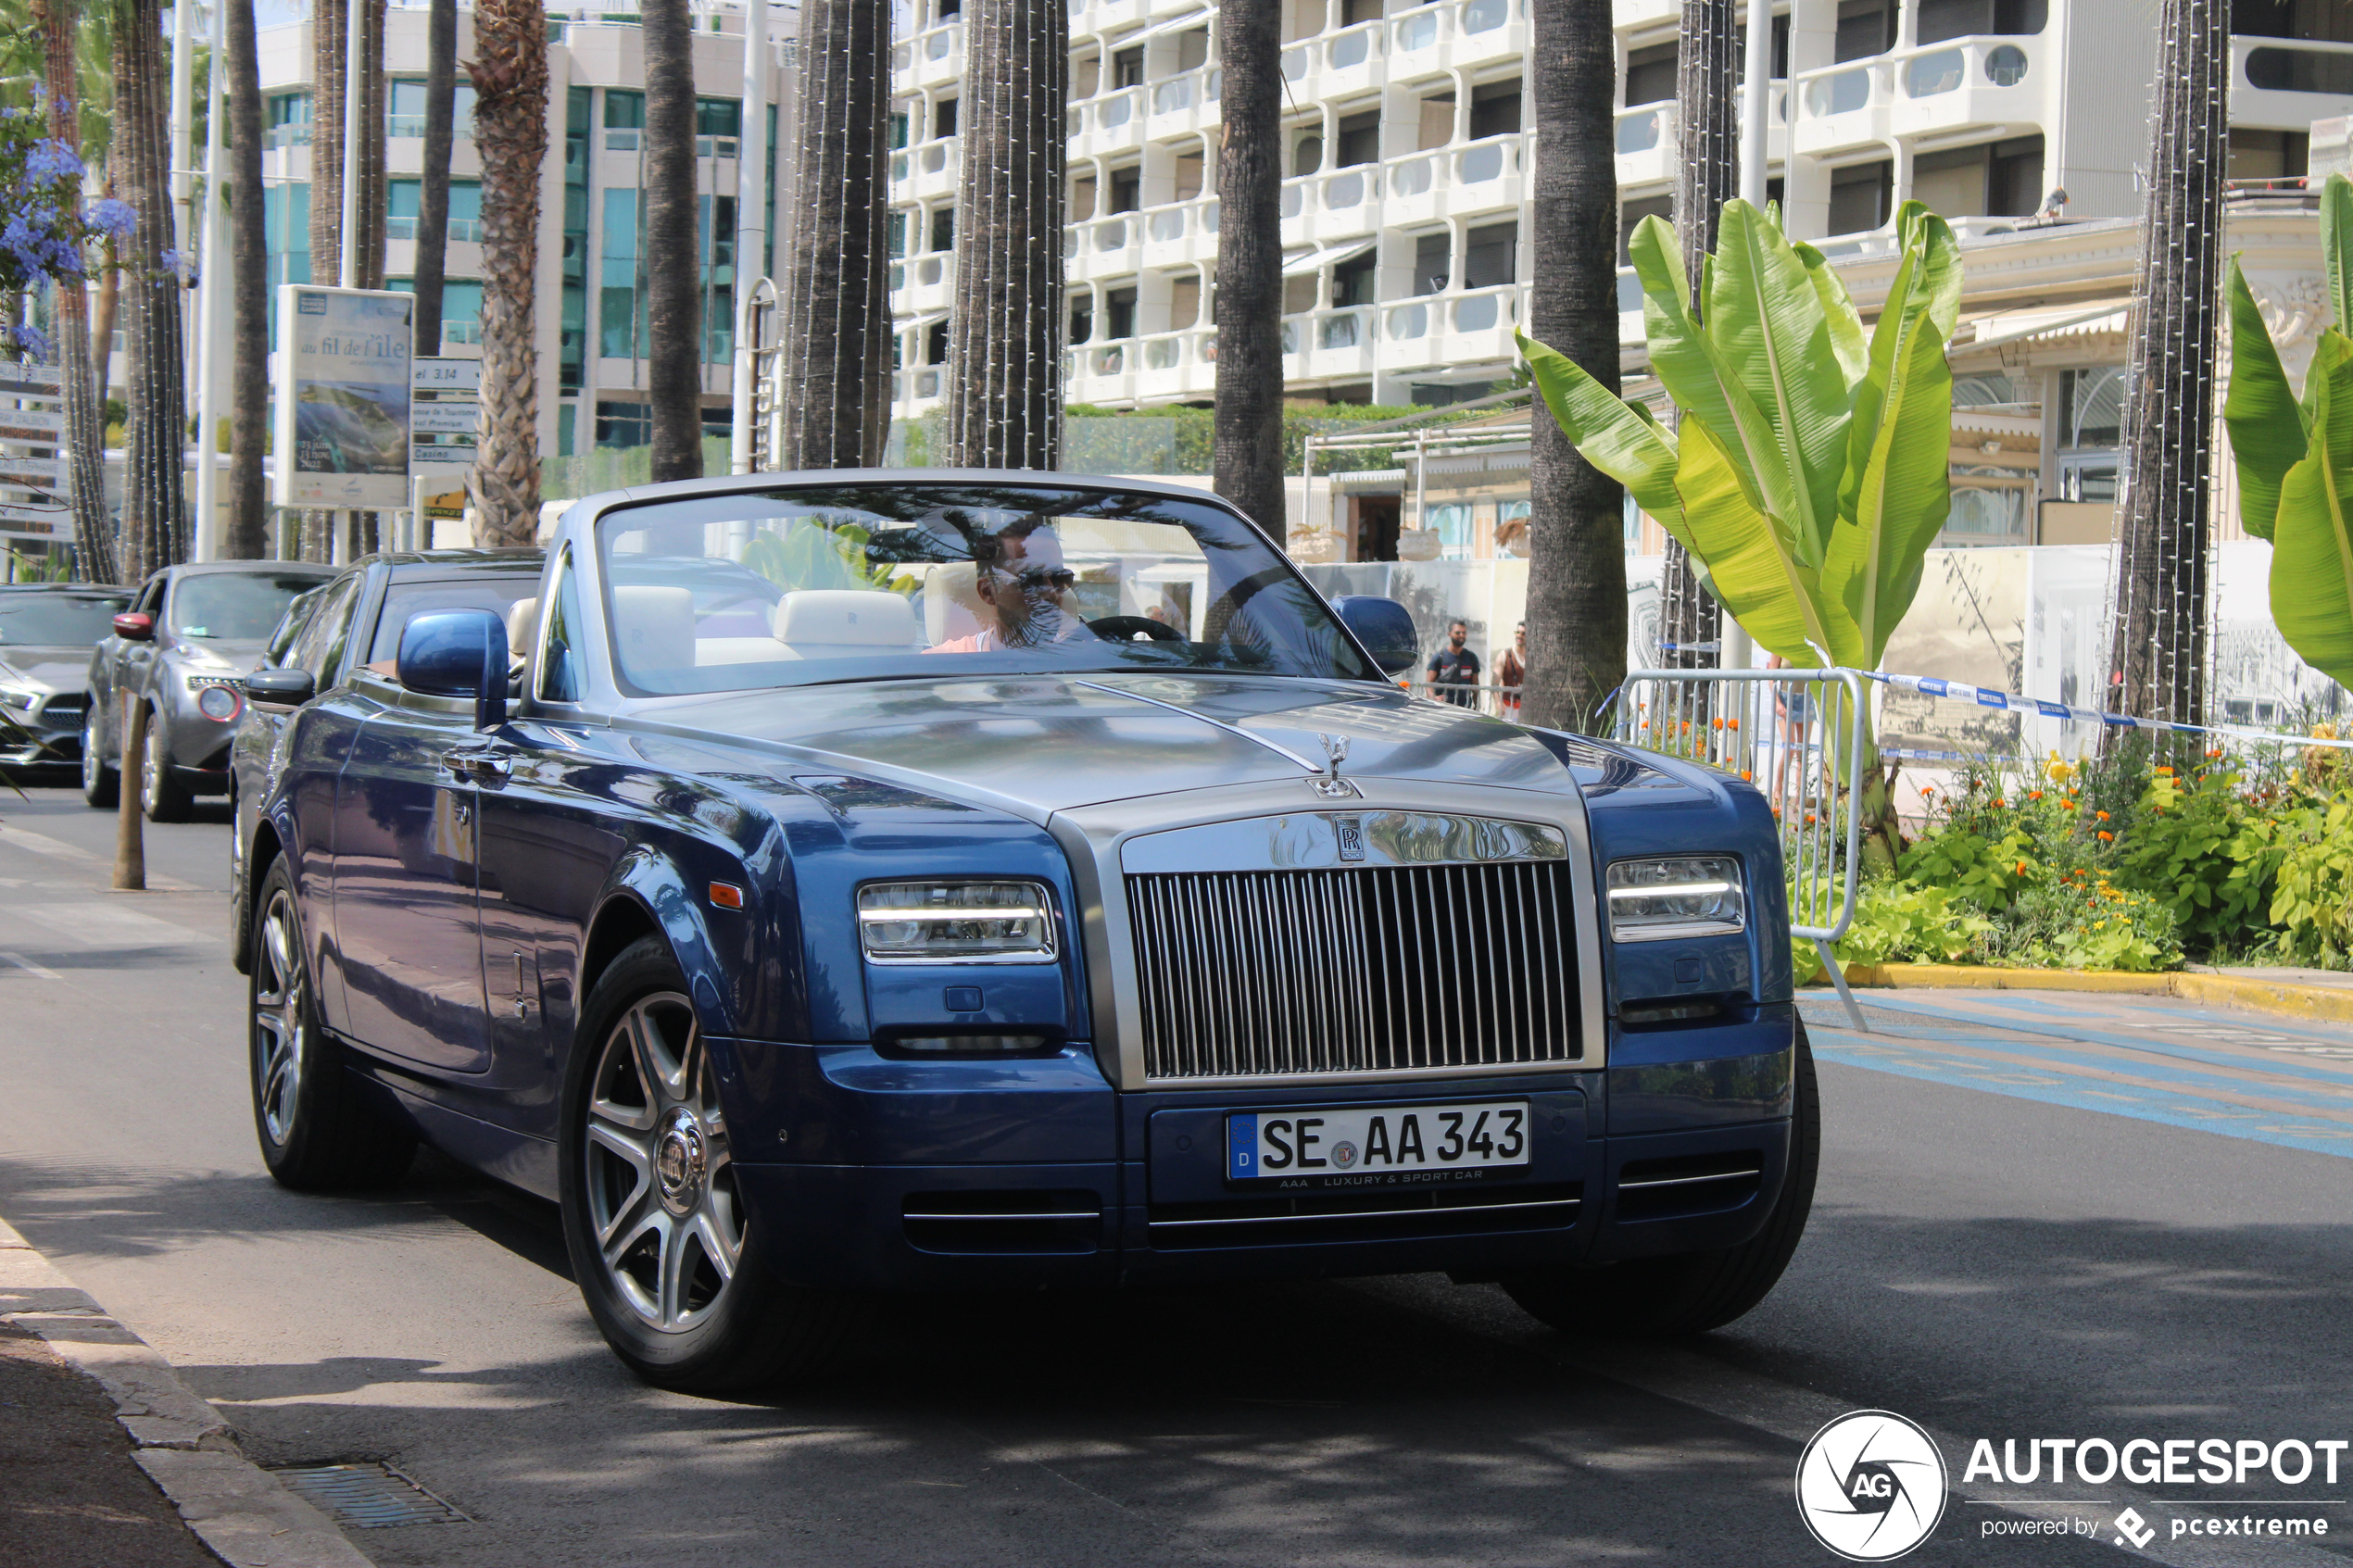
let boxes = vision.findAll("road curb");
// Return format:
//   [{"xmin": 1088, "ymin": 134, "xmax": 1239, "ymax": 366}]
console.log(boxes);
[
  {"xmin": 1823, "ymin": 962, "xmax": 2353, "ymax": 1022},
  {"xmin": 0, "ymin": 1215, "xmax": 377, "ymax": 1568}
]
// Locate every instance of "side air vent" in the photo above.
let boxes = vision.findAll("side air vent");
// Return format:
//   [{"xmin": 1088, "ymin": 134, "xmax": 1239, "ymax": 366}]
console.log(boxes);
[
  {"xmin": 1146, "ymin": 1183, "xmax": 1582, "ymax": 1250},
  {"xmin": 1614, "ymin": 1152, "xmax": 1764, "ymax": 1223},
  {"xmin": 901, "ymin": 1191, "xmax": 1103, "ymax": 1255}
]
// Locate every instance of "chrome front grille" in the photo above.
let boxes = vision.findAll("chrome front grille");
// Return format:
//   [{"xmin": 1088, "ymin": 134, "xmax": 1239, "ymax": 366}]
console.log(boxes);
[{"xmin": 1126, "ymin": 861, "xmax": 1582, "ymax": 1081}]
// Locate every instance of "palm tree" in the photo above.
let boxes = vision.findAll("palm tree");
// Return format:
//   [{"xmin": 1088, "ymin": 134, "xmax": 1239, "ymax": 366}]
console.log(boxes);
[
  {"xmin": 776, "ymin": 0, "xmax": 891, "ymax": 469},
  {"xmin": 302, "ymin": 0, "xmax": 345, "ymax": 562},
  {"xmin": 467, "ymin": 0, "xmax": 547, "ymax": 546},
  {"xmin": 946, "ymin": 0, "xmax": 1067, "ymax": 469},
  {"xmin": 352, "ymin": 0, "xmax": 387, "ymax": 554},
  {"xmin": 410, "ymin": 0, "xmax": 458, "ymax": 359},
  {"xmin": 111, "ymin": 0, "xmax": 183, "ymax": 580},
  {"xmin": 1213, "ymin": 0, "xmax": 1282, "ymax": 533},
  {"xmin": 30, "ymin": 0, "xmax": 114, "ymax": 578},
  {"xmin": 1657, "ymin": 0, "xmax": 1735, "ymax": 672},
  {"xmin": 2107, "ymin": 0, "xmax": 2226, "ymax": 733},
  {"xmin": 222, "ymin": 0, "xmax": 266, "ymax": 558},
  {"xmin": 1521, "ymin": 0, "xmax": 1624, "ymax": 728},
  {"xmin": 641, "ymin": 0, "xmax": 701, "ymax": 483}
]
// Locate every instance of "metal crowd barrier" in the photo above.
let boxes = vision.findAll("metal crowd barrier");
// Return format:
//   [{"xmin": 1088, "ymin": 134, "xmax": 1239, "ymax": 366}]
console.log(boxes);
[{"xmin": 1613, "ymin": 668, "xmax": 1871, "ymax": 1032}]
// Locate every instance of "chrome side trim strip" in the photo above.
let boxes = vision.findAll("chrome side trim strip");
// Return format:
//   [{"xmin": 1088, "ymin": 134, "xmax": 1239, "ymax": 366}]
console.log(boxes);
[
  {"xmin": 1617, "ymin": 1168, "xmax": 1763, "ymax": 1191},
  {"xmin": 1147, "ymin": 1197, "xmax": 1582, "ymax": 1228},
  {"xmin": 902, "ymin": 1211, "xmax": 1102, "ymax": 1222}
]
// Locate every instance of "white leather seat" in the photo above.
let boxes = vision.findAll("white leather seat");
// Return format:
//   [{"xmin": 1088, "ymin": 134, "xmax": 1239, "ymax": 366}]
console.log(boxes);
[
  {"xmin": 610, "ymin": 585, "xmax": 697, "ymax": 684},
  {"xmin": 922, "ymin": 562, "xmax": 986, "ymax": 646},
  {"xmin": 774, "ymin": 590, "xmax": 919, "ymax": 659},
  {"xmin": 504, "ymin": 596, "xmax": 539, "ymax": 659}
]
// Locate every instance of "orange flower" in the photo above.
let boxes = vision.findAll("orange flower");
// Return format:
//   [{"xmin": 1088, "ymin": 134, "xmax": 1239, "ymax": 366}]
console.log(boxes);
[
  {"xmin": 2029, "ymin": 790, "xmax": 2044, "ymax": 800},
  {"xmin": 1728, "ymin": 718, "xmax": 1741, "ymax": 731},
  {"xmin": 1991, "ymin": 798, "xmax": 2007, "ymax": 809},
  {"xmin": 2097, "ymin": 830, "xmax": 2114, "ymax": 841},
  {"xmin": 2095, "ymin": 809, "xmax": 2109, "ymax": 822},
  {"xmin": 1806, "ymin": 813, "xmax": 1818, "ymax": 825},
  {"xmin": 1740, "ymin": 769, "xmax": 1753, "ymax": 781},
  {"xmin": 2014, "ymin": 861, "xmax": 2028, "ymax": 875}
]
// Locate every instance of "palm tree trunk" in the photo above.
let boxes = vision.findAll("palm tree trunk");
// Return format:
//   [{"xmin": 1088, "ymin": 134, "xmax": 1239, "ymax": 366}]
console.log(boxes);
[
  {"xmin": 2108, "ymin": 0, "xmax": 2226, "ymax": 734},
  {"xmin": 1522, "ymin": 0, "xmax": 1624, "ymax": 730},
  {"xmin": 354, "ymin": 0, "xmax": 388, "ymax": 554},
  {"xmin": 467, "ymin": 0, "xmax": 548, "ymax": 546},
  {"xmin": 303, "ymin": 0, "xmax": 345, "ymax": 563},
  {"xmin": 641, "ymin": 0, "xmax": 702, "ymax": 483},
  {"xmin": 1658, "ymin": 0, "xmax": 1734, "ymax": 673},
  {"xmin": 113, "ymin": 0, "xmax": 187, "ymax": 581},
  {"xmin": 32, "ymin": 0, "xmax": 118, "ymax": 581},
  {"xmin": 776, "ymin": 0, "xmax": 892, "ymax": 469},
  {"xmin": 947, "ymin": 0, "xmax": 1066, "ymax": 469},
  {"xmin": 224, "ymin": 0, "xmax": 269, "ymax": 558},
  {"xmin": 412, "ymin": 0, "xmax": 459, "ymax": 359},
  {"xmin": 90, "ymin": 232, "xmax": 119, "ymax": 417},
  {"xmin": 1212, "ymin": 0, "xmax": 1283, "ymax": 533}
]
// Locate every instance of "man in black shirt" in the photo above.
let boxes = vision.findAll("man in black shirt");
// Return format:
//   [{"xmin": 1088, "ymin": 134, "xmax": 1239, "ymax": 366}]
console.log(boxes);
[{"xmin": 1427, "ymin": 620, "xmax": 1480, "ymax": 708}]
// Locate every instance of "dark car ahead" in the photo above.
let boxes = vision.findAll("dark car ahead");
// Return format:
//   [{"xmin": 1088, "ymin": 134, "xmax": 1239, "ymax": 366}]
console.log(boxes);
[
  {"xmin": 238, "ymin": 471, "xmax": 1812, "ymax": 1395},
  {"xmin": 228, "ymin": 548, "xmax": 545, "ymax": 968},
  {"xmin": 84, "ymin": 561, "xmax": 335, "ymax": 819},
  {"xmin": 0, "ymin": 584, "xmax": 133, "ymax": 781}
]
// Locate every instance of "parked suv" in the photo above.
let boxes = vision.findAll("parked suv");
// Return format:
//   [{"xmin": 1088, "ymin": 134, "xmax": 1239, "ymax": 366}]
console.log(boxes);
[{"xmin": 83, "ymin": 562, "xmax": 334, "ymax": 818}]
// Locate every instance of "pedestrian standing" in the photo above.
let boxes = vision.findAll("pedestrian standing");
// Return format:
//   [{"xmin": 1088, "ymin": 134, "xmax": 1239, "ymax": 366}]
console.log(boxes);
[
  {"xmin": 1428, "ymin": 620, "xmax": 1481, "ymax": 708},
  {"xmin": 1496, "ymin": 621, "xmax": 1526, "ymax": 718}
]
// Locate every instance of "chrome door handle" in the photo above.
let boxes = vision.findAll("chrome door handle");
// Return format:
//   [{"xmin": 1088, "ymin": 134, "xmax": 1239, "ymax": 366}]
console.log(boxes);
[{"xmin": 441, "ymin": 750, "xmax": 510, "ymax": 781}]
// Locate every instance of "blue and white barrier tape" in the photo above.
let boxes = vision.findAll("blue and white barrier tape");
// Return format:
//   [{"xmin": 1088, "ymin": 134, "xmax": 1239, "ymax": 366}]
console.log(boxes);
[{"xmin": 1864, "ymin": 670, "xmax": 2353, "ymax": 752}]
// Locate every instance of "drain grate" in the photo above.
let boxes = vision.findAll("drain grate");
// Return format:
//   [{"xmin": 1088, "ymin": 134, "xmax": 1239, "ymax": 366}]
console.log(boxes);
[{"xmin": 270, "ymin": 1461, "xmax": 470, "ymax": 1528}]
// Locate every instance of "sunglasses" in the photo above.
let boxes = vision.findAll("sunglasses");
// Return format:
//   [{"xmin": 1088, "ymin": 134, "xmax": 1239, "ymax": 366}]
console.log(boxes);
[{"xmin": 1000, "ymin": 567, "xmax": 1076, "ymax": 590}]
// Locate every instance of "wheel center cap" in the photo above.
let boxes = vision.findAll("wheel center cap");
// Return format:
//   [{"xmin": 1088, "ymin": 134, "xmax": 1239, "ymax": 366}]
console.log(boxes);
[{"xmin": 654, "ymin": 1110, "xmax": 707, "ymax": 1215}]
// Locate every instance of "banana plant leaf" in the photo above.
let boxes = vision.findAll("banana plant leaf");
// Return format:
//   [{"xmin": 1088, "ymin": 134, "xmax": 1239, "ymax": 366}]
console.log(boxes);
[
  {"xmin": 2271, "ymin": 329, "xmax": 2353, "ymax": 688},
  {"xmin": 1823, "ymin": 296, "xmax": 1951, "ymax": 669},
  {"xmin": 1672, "ymin": 419, "xmax": 1833, "ymax": 664},
  {"xmin": 2224, "ymin": 259, "xmax": 2309, "ymax": 545}
]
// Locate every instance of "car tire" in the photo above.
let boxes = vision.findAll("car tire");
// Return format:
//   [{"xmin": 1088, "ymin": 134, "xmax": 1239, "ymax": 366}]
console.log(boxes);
[
  {"xmin": 559, "ymin": 935, "xmax": 849, "ymax": 1395},
  {"xmin": 81, "ymin": 705, "xmax": 117, "ymax": 808},
  {"xmin": 1503, "ymin": 1021, "xmax": 1820, "ymax": 1337},
  {"xmin": 140, "ymin": 709, "xmax": 193, "ymax": 822},
  {"xmin": 248, "ymin": 858, "xmax": 417, "ymax": 1190}
]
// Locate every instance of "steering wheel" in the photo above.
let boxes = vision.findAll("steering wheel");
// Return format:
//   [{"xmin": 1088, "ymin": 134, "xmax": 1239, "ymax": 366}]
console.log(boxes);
[{"xmin": 1088, "ymin": 614, "xmax": 1184, "ymax": 643}]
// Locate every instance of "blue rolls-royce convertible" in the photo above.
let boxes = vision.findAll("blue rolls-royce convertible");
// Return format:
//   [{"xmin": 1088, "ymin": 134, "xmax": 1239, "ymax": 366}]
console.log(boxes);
[{"xmin": 237, "ymin": 472, "xmax": 1815, "ymax": 1392}]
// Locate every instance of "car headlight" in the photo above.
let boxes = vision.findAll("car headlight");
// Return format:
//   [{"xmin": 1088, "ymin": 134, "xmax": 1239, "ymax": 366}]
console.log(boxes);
[
  {"xmin": 1607, "ymin": 856, "xmax": 1744, "ymax": 942},
  {"xmin": 0, "ymin": 688, "xmax": 36, "ymax": 713},
  {"xmin": 857, "ymin": 881, "xmax": 1056, "ymax": 964},
  {"xmin": 196, "ymin": 684, "xmax": 243, "ymax": 721}
]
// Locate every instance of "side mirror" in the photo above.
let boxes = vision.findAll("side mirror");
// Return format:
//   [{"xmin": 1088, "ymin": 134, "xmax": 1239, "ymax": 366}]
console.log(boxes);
[
  {"xmin": 242, "ymin": 668, "xmax": 317, "ymax": 707},
  {"xmin": 112, "ymin": 612, "xmax": 155, "ymax": 643},
  {"xmin": 1332, "ymin": 596, "xmax": 1418, "ymax": 675},
  {"xmin": 396, "ymin": 608, "xmax": 509, "ymax": 730}
]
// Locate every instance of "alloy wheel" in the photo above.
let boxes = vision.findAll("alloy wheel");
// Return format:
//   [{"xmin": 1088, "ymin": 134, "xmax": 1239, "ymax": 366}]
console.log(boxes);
[
  {"xmin": 140, "ymin": 721, "xmax": 165, "ymax": 815},
  {"xmin": 582, "ymin": 993, "xmax": 745, "ymax": 1333},
  {"xmin": 82, "ymin": 710, "xmax": 102, "ymax": 792},
  {"xmin": 251, "ymin": 887, "xmax": 306, "ymax": 1146}
]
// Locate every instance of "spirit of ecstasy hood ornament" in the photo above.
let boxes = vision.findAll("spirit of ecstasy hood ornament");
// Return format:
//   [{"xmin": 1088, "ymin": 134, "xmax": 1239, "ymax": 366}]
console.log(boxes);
[{"xmin": 1308, "ymin": 733, "xmax": 1358, "ymax": 798}]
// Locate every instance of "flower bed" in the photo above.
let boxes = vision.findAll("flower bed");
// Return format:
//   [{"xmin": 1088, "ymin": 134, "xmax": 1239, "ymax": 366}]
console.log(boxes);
[{"xmin": 1796, "ymin": 734, "xmax": 2353, "ymax": 981}]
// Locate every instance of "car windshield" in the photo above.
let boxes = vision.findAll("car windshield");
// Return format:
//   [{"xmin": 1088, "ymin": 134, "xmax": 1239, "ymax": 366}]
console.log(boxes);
[
  {"xmin": 595, "ymin": 483, "xmax": 1375, "ymax": 696},
  {"xmin": 170, "ymin": 573, "xmax": 324, "ymax": 640},
  {"xmin": 0, "ymin": 591, "xmax": 130, "ymax": 646},
  {"xmin": 368, "ymin": 574, "xmax": 543, "ymax": 662}
]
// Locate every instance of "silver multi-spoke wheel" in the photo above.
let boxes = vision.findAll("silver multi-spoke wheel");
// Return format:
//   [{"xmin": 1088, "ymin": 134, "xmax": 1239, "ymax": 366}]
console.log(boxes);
[
  {"xmin": 251, "ymin": 887, "xmax": 306, "ymax": 1146},
  {"xmin": 583, "ymin": 993, "xmax": 745, "ymax": 1334}
]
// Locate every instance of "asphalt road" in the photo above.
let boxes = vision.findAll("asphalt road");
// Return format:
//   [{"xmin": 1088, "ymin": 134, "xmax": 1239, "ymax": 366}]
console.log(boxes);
[{"xmin": 0, "ymin": 788, "xmax": 2348, "ymax": 1567}]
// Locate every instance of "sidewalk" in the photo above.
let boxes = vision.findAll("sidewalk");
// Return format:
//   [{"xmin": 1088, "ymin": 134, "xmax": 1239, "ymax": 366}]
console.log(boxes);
[
  {"xmin": 1827, "ymin": 961, "xmax": 2353, "ymax": 1024},
  {"xmin": 0, "ymin": 1217, "xmax": 374, "ymax": 1568}
]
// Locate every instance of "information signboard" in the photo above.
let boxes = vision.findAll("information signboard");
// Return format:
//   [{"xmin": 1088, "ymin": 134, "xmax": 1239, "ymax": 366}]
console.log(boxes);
[
  {"xmin": 272, "ymin": 285, "xmax": 414, "ymax": 509},
  {"xmin": 0, "ymin": 359, "xmax": 69, "ymax": 546}
]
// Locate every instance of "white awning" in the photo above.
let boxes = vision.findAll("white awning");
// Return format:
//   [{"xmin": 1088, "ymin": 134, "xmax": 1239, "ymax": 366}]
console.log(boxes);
[
  {"xmin": 1279, "ymin": 240, "xmax": 1377, "ymax": 278},
  {"xmin": 1955, "ymin": 300, "xmax": 2131, "ymax": 356}
]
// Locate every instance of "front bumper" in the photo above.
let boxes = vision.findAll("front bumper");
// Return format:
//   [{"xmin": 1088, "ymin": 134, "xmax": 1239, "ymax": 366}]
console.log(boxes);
[
  {"xmin": 727, "ymin": 1007, "xmax": 1796, "ymax": 1293},
  {"xmin": 0, "ymin": 696, "xmax": 88, "ymax": 773}
]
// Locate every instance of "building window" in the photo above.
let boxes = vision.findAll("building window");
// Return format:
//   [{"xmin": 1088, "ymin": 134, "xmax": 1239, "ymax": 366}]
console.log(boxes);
[
  {"xmin": 597, "ymin": 401, "xmax": 652, "ymax": 448},
  {"xmin": 1109, "ymin": 165, "xmax": 1142, "ymax": 212},
  {"xmin": 1176, "ymin": 27, "xmax": 1211, "ymax": 69},
  {"xmin": 1463, "ymin": 220, "xmax": 1516, "ymax": 289},
  {"xmin": 605, "ymin": 90, "xmax": 645, "ymax": 129},
  {"xmin": 887, "ymin": 210, "xmax": 908, "ymax": 258},
  {"xmin": 1429, "ymin": 503, "xmax": 1473, "ymax": 559},
  {"xmin": 1106, "ymin": 287, "xmax": 1137, "ymax": 339},
  {"xmin": 1332, "ymin": 249, "xmax": 1377, "ymax": 307},
  {"xmin": 2231, "ymin": 127, "xmax": 2310, "ymax": 180},
  {"xmin": 1828, "ymin": 159, "xmax": 1892, "ymax": 235},
  {"xmin": 1169, "ymin": 275, "xmax": 1202, "ymax": 329},
  {"xmin": 1114, "ymin": 45, "xmax": 1144, "ymax": 86},
  {"xmin": 1071, "ymin": 174, "xmax": 1097, "ymax": 220},
  {"xmin": 600, "ymin": 187, "xmax": 641, "ymax": 359},
  {"xmin": 386, "ymin": 276, "xmax": 485, "ymax": 339},
  {"xmin": 1071, "ymin": 296, "xmax": 1094, "ymax": 342},
  {"xmin": 926, "ymin": 320, "xmax": 950, "ymax": 364},
  {"xmin": 387, "ymin": 78, "xmax": 478, "ymax": 139},
  {"xmin": 1418, "ymin": 92, "xmax": 1455, "ymax": 149},
  {"xmin": 1834, "ymin": 0, "xmax": 1893, "ymax": 61},
  {"xmin": 1293, "ymin": 130, "xmax": 1324, "ymax": 174},
  {"xmin": 1916, "ymin": 0, "xmax": 2047, "ymax": 44},
  {"xmin": 934, "ymin": 95, "xmax": 958, "ymax": 137},
  {"xmin": 1414, "ymin": 231, "xmax": 1450, "ymax": 294},
  {"xmin": 1624, "ymin": 43, "xmax": 1677, "ymax": 107},
  {"xmin": 1468, "ymin": 80, "xmax": 1521, "ymax": 138},
  {"xmin": 1335, "ymin": 109, "xmax": 1380, "ymax": 166},
  {"xmin": 1174, "ymin": 149, "xmax": 1204, "ymax": 201},
  {"xmin": 1074, "ymin": 56, "xmax": 1101, "ymax": 98},
  {"xmin": 930, "ymin": 206, "xmax": 955, "ymax": 252},
  {"xmin": 1913, "ymin": 135, "xmax": 2043, "ymax": 219},
  {"xmin": 387, "ymin": 179, "xmax": 484, "ymax": 241}
]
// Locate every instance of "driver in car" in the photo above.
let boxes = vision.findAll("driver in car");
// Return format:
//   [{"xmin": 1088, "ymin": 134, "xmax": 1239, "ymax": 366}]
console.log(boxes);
[{"xmin": 925, "ymin": 522, "xmax": 1093, "ymax": 654}]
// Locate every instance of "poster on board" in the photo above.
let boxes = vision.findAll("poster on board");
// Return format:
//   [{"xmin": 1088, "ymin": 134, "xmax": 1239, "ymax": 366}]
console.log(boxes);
[{"xmin": 272, "ymin": 285, "xmax": 413, "ymax": 509}]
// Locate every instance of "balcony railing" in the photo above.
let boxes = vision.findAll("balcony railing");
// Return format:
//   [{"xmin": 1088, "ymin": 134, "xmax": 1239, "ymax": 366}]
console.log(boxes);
[
  {"xmin": 386, "ymin": 216, "xmax": 482, "ymax": 243},
  {"xmin": 264, "ymin": 123, "xmax": 310, "ymax": 149},
  {"xmin": 1616, "ymin": 101, "xmax": 1673, "ymax": 155},
  {"xmin": 2238, "ymin": 34, "xmax": 2353, "ymax": 96}
]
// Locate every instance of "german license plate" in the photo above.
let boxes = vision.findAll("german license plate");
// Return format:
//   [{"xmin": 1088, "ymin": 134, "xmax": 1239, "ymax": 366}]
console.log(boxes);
[{"xmin": 1226, "ymin": 1100, "xmax": 1529, "ymax": 1185}]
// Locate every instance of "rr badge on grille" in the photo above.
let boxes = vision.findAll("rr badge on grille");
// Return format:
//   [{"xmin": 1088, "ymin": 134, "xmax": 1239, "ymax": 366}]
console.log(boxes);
[{"xmin": 1333, "ymin": 815, "xmax": 1366, "ymax": 861}]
